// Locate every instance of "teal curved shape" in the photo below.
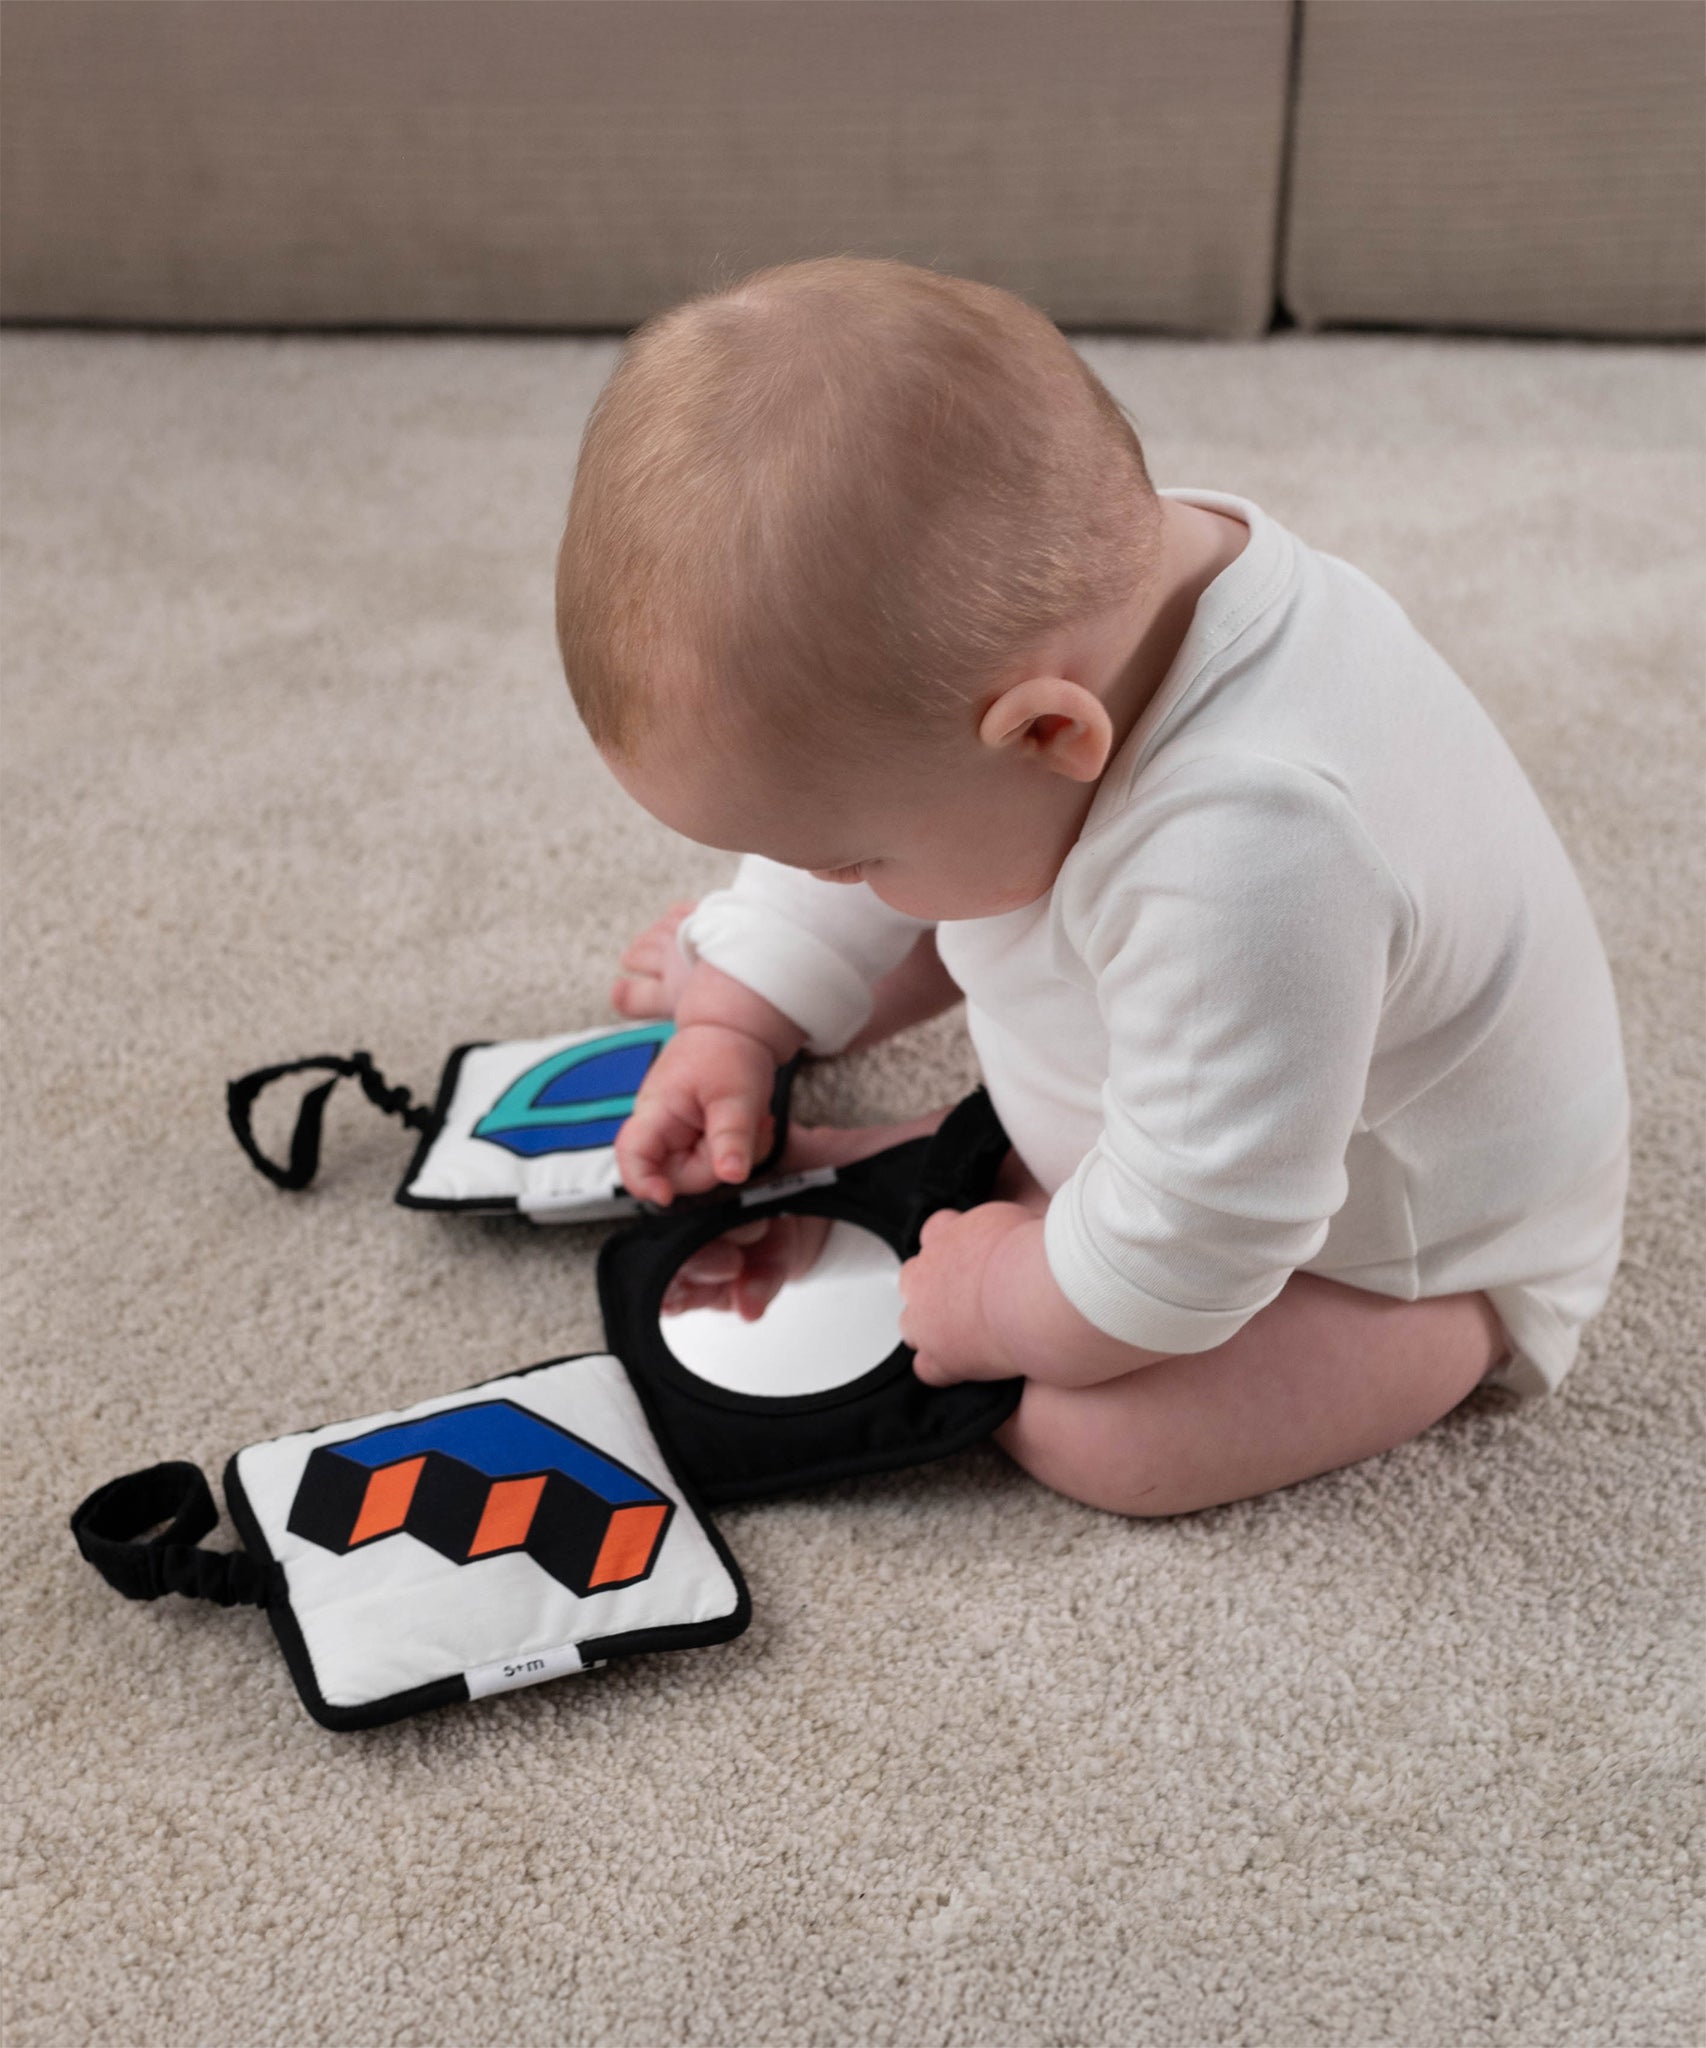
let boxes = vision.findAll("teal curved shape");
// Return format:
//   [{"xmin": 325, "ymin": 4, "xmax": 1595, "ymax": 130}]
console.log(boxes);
[{"xmin": 471, "ymin": 1022, "xmax": 674, "ymax": 1158}]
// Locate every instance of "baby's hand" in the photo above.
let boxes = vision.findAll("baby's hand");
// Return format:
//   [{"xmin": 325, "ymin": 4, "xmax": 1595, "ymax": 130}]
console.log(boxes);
[
  {"xmin": 901, "ymin": 1201, "xmax": 1033, "ymax": 1385},
  {"xmin": 615, "ymin": 1021, "xmax": 778, "ymax": 1207}
]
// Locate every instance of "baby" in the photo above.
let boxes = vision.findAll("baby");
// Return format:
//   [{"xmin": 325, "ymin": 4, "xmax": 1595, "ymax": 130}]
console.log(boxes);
[{"xmin": 555, "ymin": 256, "xmax": 1630, "ymax": 1517}]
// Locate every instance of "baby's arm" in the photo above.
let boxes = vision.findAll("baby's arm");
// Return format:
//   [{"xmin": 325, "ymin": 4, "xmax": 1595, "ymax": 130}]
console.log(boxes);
[
  {"xmin": 676, "ymin": 855, "xmax": 937, "ymax": 1058},
  {"xmin": 902, "ymin": 1202, "xmax": 1173, "ymax": 1388},
  {"xmin": 900, "ymin": 1152, "xmax": 1171, "ymax": 1388},
  {"xmin": 615, "ymin": 909, "xmax": 959, "ymax": 1054},
  {"xmin": 903, "ymin": 755, "xmax": 1409, "ymax": 1388},
  {"xmin": 614, "ymin": 960, "xmax": 805, "ymax": 1205},
  {"xmin": 617, "ymin": 845, "xmax": 940, "ymax": 1204}
]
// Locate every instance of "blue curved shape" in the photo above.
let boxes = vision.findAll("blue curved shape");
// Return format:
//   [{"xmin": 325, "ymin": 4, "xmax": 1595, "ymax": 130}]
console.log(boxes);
[
  {"xmin": 331, "ymin": 1399, "xmax": 664, "ymax": 1505},
  {"xmin": 536, "ymin": 1040, "xmax": 660, "ymax": 1107},
  {"xmin": 491, "ymin": 1115, "xmax": 626, "ymax": 1158},
  {"xmin": 472, "ymin": 1023, "xmax": 673, "ymax": 1158}
]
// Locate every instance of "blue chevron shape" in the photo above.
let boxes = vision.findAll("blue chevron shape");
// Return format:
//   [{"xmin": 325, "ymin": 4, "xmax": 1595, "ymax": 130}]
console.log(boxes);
[
  {"xmin": 330, "ymin": 1400, "xmax": 665, "ymax": 1505},
  {"xmin": 286, "ymin": 1397, "xmax": 675, "ymax": 1594},
  {"xmin": 471, "ymin": 1023, "xmax": 674, "ymax": 1158}
]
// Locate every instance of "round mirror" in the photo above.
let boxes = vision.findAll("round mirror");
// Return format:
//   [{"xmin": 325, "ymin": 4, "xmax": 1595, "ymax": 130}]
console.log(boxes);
[{"xmin": 659, "ymin": 1218, "xmax": 905, "ymax": 1399}]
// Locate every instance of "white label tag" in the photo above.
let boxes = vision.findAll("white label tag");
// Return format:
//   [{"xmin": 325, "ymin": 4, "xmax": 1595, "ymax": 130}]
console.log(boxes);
[
  {"xmin": 739, "ymin": 1165, "xmax": 839, "ymax": 1207},
  {"xmin": 464, "ymin": 1642, "xmax": 591, "ymax": 1700},
  {"xmin": 521, "ymin": 1193, "xmax": 642, "ymax": 1225}
]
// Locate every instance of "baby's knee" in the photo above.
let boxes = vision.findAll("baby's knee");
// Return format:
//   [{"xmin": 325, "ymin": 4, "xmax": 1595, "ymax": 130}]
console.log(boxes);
[{"xmin": 994, "ymin": 1380, "xmax": 1178, "ymax": 1519}]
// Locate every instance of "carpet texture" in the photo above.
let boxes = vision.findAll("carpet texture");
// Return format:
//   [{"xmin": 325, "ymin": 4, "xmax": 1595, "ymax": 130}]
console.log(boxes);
[{"xmin": 3, "ymin": 332, "xmax": 1700, "ymax": 2047}]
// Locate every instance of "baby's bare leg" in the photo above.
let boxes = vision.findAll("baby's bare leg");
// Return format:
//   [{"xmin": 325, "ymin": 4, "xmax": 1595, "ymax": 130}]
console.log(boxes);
[
  {"xmin": 777, "ymin": 1102, "xmax": 954, "ymax": 1171},
  {"xmin": 996, "ymin": 1275, "xmax": 1507, "ymax": 1518},
  {"xmin": 613, "ymin": 904, "xmax": 959, "ymax": 1053}
]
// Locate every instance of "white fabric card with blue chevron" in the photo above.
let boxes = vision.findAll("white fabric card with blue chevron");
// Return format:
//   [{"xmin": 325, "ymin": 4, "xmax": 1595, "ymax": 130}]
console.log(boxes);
[
  {"xmin": 398, "ymin": 1022, "xmax": 675, "ymax": 1221},
  {"xmin": 226, "ymin": 1351, "xmax": 749, "ymax": 1724}
]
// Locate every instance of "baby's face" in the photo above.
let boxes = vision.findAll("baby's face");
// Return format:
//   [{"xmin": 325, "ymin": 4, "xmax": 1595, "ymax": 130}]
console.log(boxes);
[
  {"xmin": 604, "ymin": 706, "xmax": 1095, "ymax": 923},
  {"xmin": 601, "ymin": 559, "xmax": 1184, "ymax": 918}
]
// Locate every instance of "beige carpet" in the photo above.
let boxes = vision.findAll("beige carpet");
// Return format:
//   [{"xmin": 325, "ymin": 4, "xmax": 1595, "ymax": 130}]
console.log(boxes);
[{"xmin": 3, "ymin": 331, "xmax": 1701, "ymax": 2047}]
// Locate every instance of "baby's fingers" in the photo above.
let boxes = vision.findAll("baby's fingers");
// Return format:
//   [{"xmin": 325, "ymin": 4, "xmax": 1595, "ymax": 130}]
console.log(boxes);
[
  {"xmin": 727, "ymin": 1214, "xmax": 829, "ymax": 1319},
  {"xmin": 611, "ymin": 973, "xmax": 664, "ymax": 1019},
  {"xmin": 910, "ymin": 1349, "xmax": 957, "ymax": 1387},
  {"xmin": 733, "ymin": 1267, "xmax": 789, "ymax": 1321},
  {"xmin": 676, "ymin": 1237, "xmax": 747, "ymax": 1288},
  {"xmin": 617, "ymin": 1098, "xmax": 703, "ymax": 1206},
  {"xmin": 676, "ymin": 1219, "xmax": 772, "ymax": 1286},
  {"xmin": 661, "ymin": 1273, "xmax": 737, "ymax": 1315},
  {"xmin": 704, "ymin": 1092, "xmax": 771, "ymax": 1183}
]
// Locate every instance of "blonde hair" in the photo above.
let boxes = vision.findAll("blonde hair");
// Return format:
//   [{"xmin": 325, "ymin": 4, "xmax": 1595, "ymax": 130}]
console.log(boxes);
[{"xmin": 556, "ymin": 255, "xmax": 1162, "ymax": 764}]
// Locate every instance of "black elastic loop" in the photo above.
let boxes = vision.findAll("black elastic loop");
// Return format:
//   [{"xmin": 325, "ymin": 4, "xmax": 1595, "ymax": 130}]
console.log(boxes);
[
  {"xmin": 227, "ymin": 1050, "xmax": 430, "ymax": 1191},
  {"xmin": 70, "ymin": 1462, "xmax": 268, "ymax": 1609}
]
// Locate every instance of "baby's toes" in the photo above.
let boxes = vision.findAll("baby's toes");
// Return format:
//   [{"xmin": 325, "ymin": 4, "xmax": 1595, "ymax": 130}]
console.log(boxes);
[
  {"xmin": 622, "ymin": 901, "xmax": 697, "ymax": 965},
  {"xmin": 614, "ymin": 901, "xmax": 701, "ymax": 1018},
  {"xmin": 619, "ymin": 928, "xmax": 665, "ymax": 974},
  {"xmin": 611, "ymin": 957, "xmax": 651, "ymax": 1014}
]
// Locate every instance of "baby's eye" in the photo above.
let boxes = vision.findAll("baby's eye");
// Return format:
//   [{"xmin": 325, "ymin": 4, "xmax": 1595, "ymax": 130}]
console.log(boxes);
[{"xmin": 811, "ymin": 861, "xmax": 869, "ymax": 884}]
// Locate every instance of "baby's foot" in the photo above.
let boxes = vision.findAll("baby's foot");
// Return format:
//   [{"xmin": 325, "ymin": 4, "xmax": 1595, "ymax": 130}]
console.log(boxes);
[{"xmin": 612, "ymin": 900, "xmax": 698, "ymax": 1020}]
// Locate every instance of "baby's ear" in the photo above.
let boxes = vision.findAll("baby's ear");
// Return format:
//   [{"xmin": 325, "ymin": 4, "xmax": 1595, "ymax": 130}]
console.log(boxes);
[{"xmin": 977, "ymin": 677, "xmax": 1112, "ymax": 783}]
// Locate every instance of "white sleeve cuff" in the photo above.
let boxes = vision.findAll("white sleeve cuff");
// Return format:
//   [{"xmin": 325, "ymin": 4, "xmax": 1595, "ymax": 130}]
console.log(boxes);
[
  {"xmin": 675, "ymin": 895, "xmax": 876, "ymax": 1056},
  {"xmin": 1042, "ymin": 1176, "xmax": 1286, "ymax": 1356}
]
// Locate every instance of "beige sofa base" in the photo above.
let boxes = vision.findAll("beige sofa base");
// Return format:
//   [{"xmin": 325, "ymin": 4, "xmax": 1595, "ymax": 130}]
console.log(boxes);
[{"xmin": 0, "ymin": 0, "xmax": 1292, "ymax": 338}]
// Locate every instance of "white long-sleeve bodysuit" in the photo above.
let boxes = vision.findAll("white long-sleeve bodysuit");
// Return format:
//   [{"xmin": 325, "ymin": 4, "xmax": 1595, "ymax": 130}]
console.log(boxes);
[{"xmin": 675, "ymin": 489, "xmax": 1631, "ymax": 1397}]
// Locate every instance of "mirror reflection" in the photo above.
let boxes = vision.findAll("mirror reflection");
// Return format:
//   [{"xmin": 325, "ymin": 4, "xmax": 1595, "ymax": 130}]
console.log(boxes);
[{"xmin": 660, "ymin": 1217, "xmax": 905, "ymax": 1399}]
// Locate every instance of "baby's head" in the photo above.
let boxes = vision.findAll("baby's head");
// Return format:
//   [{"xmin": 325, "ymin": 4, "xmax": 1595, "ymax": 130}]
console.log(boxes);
[{"xmin": 557, "ymin": 256, "xmax": 1164, "ymax": 919}]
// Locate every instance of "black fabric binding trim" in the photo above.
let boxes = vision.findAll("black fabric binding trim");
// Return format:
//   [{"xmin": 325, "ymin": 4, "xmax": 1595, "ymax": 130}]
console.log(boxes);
[
  {"xmin": 220, "ymin": 1455, "xmax": 467, "ymax": 1732},
  {"xmin": 218, "ymin": 1350, "xmax": 753, "ymax": 1732},
  {"xmin": 689, "ymin": 1385, "xmax": 1025, "ymax": 1509},
  {"xmin": 392, "ymin": 1041, "xmax": 508, "ymax": 1211},
  {"xmin": 393, "ymin": 1044, "xmax": 804, "ymax": 1215},
  {"xmin": 227, "ymin": 1051, "xmax": 431, "ymax": 1192},
  {"xmin": 232, "ymin": 1035, "xmax": 801, "ymax": 1214},
  {"xmin": 753, "ymin": 1052, "xmax": 801, "ymax": 1181},
  {"xmin": 900, "ymin": 1084, "xmax": 1020, "ymax": 1255},
  {"xmin": 70, "ymin": 1462, "xmax": 269, "ymax": 1609},
  {"xmin": 505, "ymin": 1351, "xmax": 754, "ymax": 1675},
  {"xmin": 596, "ymin": 1086, "xmax": 1024, "ymax": 1506},
  {"xmin": 611, "ymin": 1174, "xmax": 915, "ymax": 1420}
]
